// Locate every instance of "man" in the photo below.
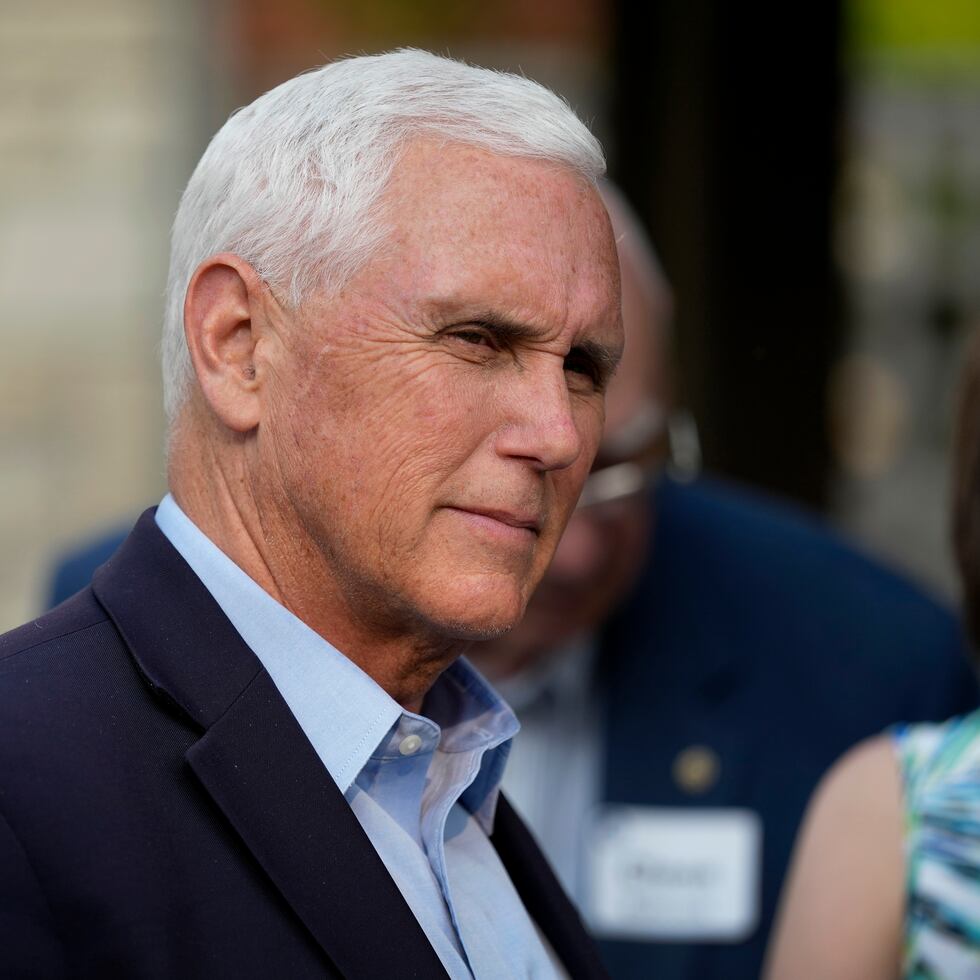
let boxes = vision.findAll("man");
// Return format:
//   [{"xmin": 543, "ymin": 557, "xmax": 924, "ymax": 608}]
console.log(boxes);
[
  {"xmin": 469, "ymin": 185, "xmax": 980, "ymax": 980},
  {"xmin": 0, "ymin": 51, "xmax": 623, "ymax": 978}
]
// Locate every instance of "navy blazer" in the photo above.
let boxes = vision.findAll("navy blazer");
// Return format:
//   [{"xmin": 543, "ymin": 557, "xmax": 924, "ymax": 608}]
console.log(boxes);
[
  {"xmin": 595, "ymin": 476, "xmax": 980, "ymax": 980},
  {"xmin": 1, "ymin": 511, "xmax": 607, "ymax": 979}
]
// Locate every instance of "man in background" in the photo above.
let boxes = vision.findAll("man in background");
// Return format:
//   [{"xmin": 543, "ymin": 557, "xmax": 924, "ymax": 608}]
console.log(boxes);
[{"xmin": 468, "ymin": 183, "xmax": 980, "ymax": 980}]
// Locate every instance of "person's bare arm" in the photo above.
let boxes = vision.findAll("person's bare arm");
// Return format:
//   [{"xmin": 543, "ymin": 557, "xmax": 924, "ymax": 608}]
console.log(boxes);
[{"xmin": 764, "ymin": 735, "xmax": 906, "ymax": 980}]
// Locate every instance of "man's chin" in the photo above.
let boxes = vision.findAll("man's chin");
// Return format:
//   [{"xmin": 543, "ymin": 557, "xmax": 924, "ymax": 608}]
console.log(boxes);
[
  {"xmin": 417, "ymin": 589, "xmax": 528, "ymax": 643},
  {"xmin": 368, "ymin": 563, "xmax": 541, "ymax": 647}
]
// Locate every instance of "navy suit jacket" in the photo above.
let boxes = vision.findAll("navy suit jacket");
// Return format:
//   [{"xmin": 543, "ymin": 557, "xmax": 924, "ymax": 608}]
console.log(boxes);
[
  {"xmin": 595, "ymin": 476, "xmax": 980, "ymax": 980},
  {"xmin": 2, "ymin": 511, "xmax": 607, "ymax": 979}
]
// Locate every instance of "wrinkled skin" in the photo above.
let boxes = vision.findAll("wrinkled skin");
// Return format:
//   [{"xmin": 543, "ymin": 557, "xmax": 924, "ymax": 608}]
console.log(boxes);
[{"xmin": 173, "ymin": 140, "xmax": 622, "ymax": 707}]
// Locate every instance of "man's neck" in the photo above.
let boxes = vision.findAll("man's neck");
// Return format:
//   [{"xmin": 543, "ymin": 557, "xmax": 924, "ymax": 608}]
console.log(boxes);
[{"xmin": 168, "ymin": 444, "xmax": 464, "ymax": 712}]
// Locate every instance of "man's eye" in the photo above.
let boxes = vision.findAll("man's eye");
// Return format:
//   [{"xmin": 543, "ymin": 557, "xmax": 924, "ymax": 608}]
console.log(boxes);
[
  {"xmin": 564, "ymin": 353, "xmax": 601, "ymax": 386},
  {"xmin": 451, "ymin": 329, "xmax": 494, "ymax": 348}
]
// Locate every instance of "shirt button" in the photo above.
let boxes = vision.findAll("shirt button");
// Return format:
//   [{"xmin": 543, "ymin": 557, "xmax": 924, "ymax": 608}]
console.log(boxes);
[{"xmin": 399, "ymin": 734, "xmax": 423, "ymax": 756}]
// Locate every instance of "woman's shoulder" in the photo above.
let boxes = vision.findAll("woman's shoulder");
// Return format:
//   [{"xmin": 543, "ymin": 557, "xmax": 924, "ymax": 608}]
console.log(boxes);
[{"xmin": 765, "ymin": 734, "xmax": 905, "ymax": 979}]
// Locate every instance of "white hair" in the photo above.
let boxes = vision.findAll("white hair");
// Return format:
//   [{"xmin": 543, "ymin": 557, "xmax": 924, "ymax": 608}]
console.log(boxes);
[{"xmin": 161, "ymin": 48, "xmax": 606, "ymax": 425}]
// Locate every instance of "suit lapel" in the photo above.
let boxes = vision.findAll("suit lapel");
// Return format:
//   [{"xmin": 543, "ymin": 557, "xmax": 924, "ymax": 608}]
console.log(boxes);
[
  {"xmin": 186, "ymin": 670, "xmax": 448, "ymax": 979},
  {"xmin": 491, "ymin": 796, "xmax": 610, "ymax": 980},
  {"xmin": 92, "ymin": 511, "xmax": 448, "ymax": 980}
]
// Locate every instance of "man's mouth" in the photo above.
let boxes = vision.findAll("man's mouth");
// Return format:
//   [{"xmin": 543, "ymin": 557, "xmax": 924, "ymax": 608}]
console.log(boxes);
[{"xmin": 445, "ymin": 506, "xmax": 542, "ymax": 538}]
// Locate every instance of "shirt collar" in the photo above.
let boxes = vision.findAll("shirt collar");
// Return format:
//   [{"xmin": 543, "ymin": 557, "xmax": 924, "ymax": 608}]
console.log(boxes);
[
  {"xmin": 156, "ymin": 493, "xmax": 401, "ymax": 791},
  {"xmin": 154, "ymin": 494, "xmax": 518, "ymax": 822},
  {"xmin": 429, "ymin": 658, "xmax": 519, "ymax": 832}
]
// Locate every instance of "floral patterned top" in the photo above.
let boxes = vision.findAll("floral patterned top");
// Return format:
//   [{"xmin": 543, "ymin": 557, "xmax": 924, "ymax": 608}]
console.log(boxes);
[{"xmin": 895, "ymin": 710, "xmax": 980, "ymax": 979}]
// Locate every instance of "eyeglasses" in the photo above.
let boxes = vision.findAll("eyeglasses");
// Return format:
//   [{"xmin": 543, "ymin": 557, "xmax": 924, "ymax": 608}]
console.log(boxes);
[{"xmin": 576, "ymin": 406, "xmax": 701, "ymax": 510}]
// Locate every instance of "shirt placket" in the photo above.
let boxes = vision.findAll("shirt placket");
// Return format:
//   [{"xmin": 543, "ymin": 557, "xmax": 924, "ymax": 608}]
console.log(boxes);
[{"xmin": 421, "ymin": 746, "xmax": 484, "ymax": 970}]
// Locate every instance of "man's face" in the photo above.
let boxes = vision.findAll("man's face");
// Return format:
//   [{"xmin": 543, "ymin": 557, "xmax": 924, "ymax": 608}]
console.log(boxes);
[{"xmin": 256, "ymin": 142, "xmax": 622, "ymax": 644}]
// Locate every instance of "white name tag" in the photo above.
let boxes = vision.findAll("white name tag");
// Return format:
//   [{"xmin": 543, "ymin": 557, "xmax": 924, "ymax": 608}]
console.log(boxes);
[{"xmin": 586, "ymin": 805, "xmax": 761, "ymax": 941}]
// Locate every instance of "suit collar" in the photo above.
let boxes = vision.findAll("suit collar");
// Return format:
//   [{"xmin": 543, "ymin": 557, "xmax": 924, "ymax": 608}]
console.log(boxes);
[{"xmin": 91, "ymin": 508, "xmax": 262, "ymax": 729}]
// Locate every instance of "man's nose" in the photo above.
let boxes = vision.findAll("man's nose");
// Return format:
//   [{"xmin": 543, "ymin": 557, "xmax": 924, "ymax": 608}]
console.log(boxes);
[{"xmin": 494, "ymin": 363, "xmax": 585, "ymax": 472}]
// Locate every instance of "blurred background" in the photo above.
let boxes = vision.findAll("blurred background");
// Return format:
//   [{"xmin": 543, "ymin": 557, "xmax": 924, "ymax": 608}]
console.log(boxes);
[{"xmin": 2, "ymin": 0, "xmax": 980, "ymax": 630}]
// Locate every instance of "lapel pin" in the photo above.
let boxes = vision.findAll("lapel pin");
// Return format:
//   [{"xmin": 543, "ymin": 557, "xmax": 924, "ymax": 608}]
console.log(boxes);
[{"xmin": 672, "ymin": 745, "xmax": 720, "ymax": 794}]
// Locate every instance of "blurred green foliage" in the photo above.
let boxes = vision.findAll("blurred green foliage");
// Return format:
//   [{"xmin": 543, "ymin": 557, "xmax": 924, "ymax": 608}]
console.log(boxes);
[{"xmin": 849, "ymin": 0, "xmax": 980, "ymax": 74}]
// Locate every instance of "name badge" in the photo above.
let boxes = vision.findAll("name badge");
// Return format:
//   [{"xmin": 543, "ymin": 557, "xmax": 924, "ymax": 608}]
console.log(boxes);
[{"xmin": 586, "ymin": 805, "xmax": 761, "ymax": 941}]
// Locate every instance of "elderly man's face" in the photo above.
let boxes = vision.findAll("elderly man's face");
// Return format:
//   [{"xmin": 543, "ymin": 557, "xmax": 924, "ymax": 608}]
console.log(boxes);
[{"xmin": 259, "ymin": 142, "xmax": 622, "ymax": 642}]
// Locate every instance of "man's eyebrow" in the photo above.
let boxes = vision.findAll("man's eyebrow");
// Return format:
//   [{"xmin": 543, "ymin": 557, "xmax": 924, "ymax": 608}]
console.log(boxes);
[{"xmin": 463, "ymin": 311, "xmax": 540, "ymax": 344}]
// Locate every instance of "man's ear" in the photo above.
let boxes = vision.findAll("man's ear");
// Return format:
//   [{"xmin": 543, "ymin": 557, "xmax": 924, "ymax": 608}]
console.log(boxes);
[{"xmin": 183, "ymin": 253, "xmax": 270, "ymax": 433}]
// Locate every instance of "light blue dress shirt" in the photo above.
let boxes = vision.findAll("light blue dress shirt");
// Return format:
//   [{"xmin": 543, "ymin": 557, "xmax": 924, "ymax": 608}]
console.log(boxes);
[{"xmin": 155, "ymin": 495, "xmax": 564, "ymax": 979}]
